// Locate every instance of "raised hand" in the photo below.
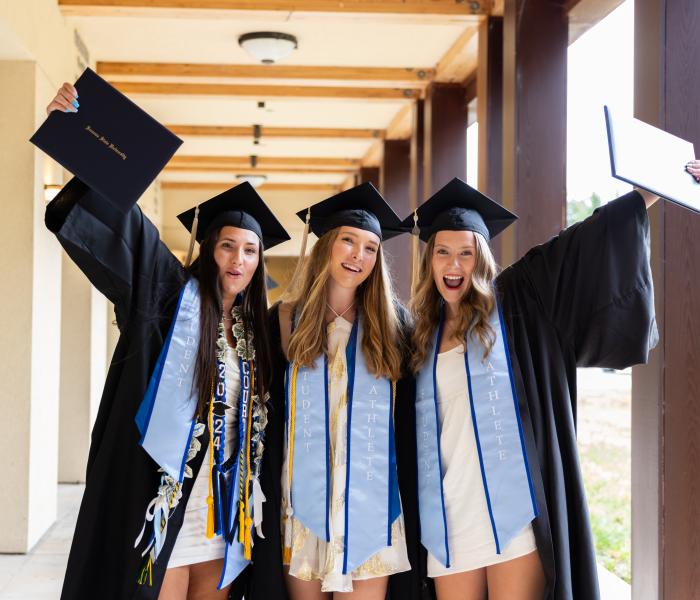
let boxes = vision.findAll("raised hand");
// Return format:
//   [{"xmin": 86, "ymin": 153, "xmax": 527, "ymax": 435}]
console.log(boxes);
[{"xmin": 46, "ymin": 82, "xmax": 79, "ymax": 115}]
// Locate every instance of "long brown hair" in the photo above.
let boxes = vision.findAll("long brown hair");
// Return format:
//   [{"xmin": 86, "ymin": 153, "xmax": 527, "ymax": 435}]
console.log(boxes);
[
  {"xmin": 284, "ymin": 227, "xmax": 402, "ymax": 381},
  {"xmin": 410, "ymin": 231, "xmax": 498, "ymax": 374},
  {"xmin": 187, "ymin": 227, "xmax": 271, "ymax": 418}
]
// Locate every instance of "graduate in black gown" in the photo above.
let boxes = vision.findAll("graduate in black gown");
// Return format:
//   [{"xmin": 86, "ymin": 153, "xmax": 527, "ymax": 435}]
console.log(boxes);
[
  {"xmin": 251, "ymin": 184, "xmax": 425, "ymax": 600},
  {"xmin": 388, "ymin": 178, "xmax": 661, "ymax": 600},
  {"xmin": 44, "ymin": 85, "xmax": 291, "ymax": 600}
]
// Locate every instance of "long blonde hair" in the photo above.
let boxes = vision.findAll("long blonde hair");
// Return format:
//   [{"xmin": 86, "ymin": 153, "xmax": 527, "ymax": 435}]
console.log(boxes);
[
  {"xmin": 410, "ymin": 231, "xmax": 498, "ymax": 374},
  {"xmin": 285, "ymin": 227, "xmax": 402, "ymax": 381}
]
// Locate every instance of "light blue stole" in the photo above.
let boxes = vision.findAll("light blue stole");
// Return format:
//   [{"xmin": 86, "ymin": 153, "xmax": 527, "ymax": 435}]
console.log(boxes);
[
  {"xmin": 415, "ymin": 303, "xmax": 537, "ymax": 568},
  {"xmin": 133, "ymin": 278, "xmax": 252, "ymax": 589},
  {"xmin": 286, "ymin": 316, "xmax": 401, "ymax": 574}
]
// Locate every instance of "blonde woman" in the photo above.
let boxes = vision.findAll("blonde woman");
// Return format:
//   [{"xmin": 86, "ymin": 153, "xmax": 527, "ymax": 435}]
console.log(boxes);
[
  {"xmin": 399, "ymin": 178, "xmax": 660, "ymax": 600},
  {"xmin": 263, "ymin": 184, "xmax": 415, "ymax": 600}
]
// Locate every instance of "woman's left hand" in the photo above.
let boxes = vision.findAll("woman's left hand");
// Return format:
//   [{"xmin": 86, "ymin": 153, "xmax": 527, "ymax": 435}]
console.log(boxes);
[{"xmin": 686, "ymin": 159, "xmax": 700, "ymax": 183}]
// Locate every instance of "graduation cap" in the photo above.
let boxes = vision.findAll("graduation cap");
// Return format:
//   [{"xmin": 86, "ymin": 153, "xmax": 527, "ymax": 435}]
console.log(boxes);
[
  {"xmin": 286, "ymin": 182, "xmax": 405, "ymax": 293},
  {"xmin": 177, "ymin": 181, "xmax": 290, "ymax": 266},
  {"xmin": 402, "ymin": 178, "xmax": 517, "ymax": 296},
  {"xmin": 296, "ymin": 182, "xmax": 405, "ymax": 241},
  {"xmin": 403, "ymin": 177, "xmax": 517, "ymax": 242}
]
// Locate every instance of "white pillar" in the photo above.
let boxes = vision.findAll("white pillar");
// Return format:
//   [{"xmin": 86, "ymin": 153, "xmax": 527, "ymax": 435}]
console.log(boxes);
[
  {"xmin": 58, "ymin": 257, "xmax": 107, "ymax": 483},
  {"xmin": 0, "ymin": 61, "xmax": 63, "ymax": 552}
]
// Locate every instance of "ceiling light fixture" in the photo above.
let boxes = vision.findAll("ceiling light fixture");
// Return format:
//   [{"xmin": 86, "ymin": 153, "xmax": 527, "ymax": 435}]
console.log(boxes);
[
  {"xmin": 236, "ymin": 174, "xmax": 268, "ymax": 188},
  {"xmin": 239, "ymin": 32, "xmax": 298, "ymax": 64}
]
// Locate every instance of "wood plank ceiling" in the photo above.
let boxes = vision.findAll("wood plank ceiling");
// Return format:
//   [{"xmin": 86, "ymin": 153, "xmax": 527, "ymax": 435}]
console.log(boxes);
[{"xmin": 58, "ymin": 0, "xmax": 497, "ymax": 252}]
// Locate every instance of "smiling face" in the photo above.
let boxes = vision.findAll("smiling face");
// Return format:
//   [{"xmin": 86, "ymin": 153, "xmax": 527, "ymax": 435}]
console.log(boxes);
[
  {"xmin": 327, "ymin": 226, "xmax": 380, "ymax": 290},
  {"xmin": 431, "ymin": 229, "xmax": 477, "ymax": 307},
  {"xmin": 213, "ymin": 225, "xmax": 260, "ymax": 303}
]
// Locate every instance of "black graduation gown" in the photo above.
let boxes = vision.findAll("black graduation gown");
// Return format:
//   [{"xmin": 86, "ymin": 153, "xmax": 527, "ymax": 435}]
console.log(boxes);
[
  {"xmin": 45, "ymin": 178, "xmax": 270, "ymax": 600},
  {"xmin": 255, "ymin": 302, "xmax": 424, "ymax": 600},
  {"xmin": 389, "ymin": 190, "xmax": 657, "ymax": 600}
]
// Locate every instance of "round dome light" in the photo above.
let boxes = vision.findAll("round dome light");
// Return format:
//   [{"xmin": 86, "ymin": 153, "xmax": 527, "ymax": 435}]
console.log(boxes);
[
  {"xmin": 238, "ymin": 32, "xmax": 298, "ymax": 64},
  {"xmin": 236, "ymin": 174, "xmax": 268, "ymax": 188}
]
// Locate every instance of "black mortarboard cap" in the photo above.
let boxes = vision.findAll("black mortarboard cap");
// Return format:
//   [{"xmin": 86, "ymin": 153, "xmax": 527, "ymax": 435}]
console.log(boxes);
[
  {"xmin": 404, "ymin": 178, "xmax": 517, "ymax": 242},
  {"xmin": 177, "ymin": 181, "xmax": 290, "ymax": 250},
  {"xmin": 296, "ymin": 182, "xmax": 404, "ymax": 241},
  {"xmin": 30, "ymin": 68, "xmax": 182, "ymax": 214}
]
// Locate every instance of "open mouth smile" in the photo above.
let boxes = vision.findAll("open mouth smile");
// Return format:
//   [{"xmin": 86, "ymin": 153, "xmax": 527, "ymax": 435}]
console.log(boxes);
[
  {"xmin": 443, "ymin": 274, "xmax": 464, "ymax": 289},
  {"xmin": 341, "ymin": 262, "xmax": 362, "ymax": 274}
]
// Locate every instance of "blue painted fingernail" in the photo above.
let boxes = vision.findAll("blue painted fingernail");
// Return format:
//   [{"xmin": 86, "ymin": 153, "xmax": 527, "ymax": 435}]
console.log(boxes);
[{"xmin": 72, "ymin": 99, "xmax": 79, "ymax": 109}]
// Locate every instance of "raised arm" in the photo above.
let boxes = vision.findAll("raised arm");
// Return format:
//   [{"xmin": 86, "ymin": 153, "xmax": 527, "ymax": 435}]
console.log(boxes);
[
  {"xmin": 44, "ymin": 83, "xmax": 184, "ymax": 327},
  {"xmin": 46, "ymin": 178, "xmax": 185, "ymax": 329},
  {"xmin": 498, "ymin": 190, "xmax": 657, "ymax": 369}
]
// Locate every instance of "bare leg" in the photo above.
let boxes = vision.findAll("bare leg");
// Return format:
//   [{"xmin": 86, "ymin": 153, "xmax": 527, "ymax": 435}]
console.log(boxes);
[
  {"xmin": 158, "ymin": 566, "xmax": 189, "ymax": 600},
  {"xmin": 333, "ymin": 576, "xmax": 388, "ymax": 600},
  {"xmin": 434, "ymin": 569, "xmax": 487, "ymax": 600},
  {"xmin": 186, "ymin": 559, "xmax": 231, "ymax": 600},
  {"xmin": 486, "ymin": 551, "xmax": 546, "ymax": 600},
  {"xmin": 284, "ymin": 567, "xmax": 330, "ymax": 600}
]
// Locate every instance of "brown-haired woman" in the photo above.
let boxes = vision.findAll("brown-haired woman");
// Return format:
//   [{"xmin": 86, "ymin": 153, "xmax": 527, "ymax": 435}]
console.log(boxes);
[
  {"xmin": 399, "ymin": 177, "xmax": 661, "ymax": 600},
  {"xmin": 46, "ymin": 83, "xmax": 290, "ymax": 600},
  {"xmin": 264, "ymin": 184, "xmax": 416, "ymax": 600}
]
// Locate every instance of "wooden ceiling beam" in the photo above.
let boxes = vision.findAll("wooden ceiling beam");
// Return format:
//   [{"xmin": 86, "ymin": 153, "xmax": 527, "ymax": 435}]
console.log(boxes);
[
  {"xmin": 166, "ymin": 124, "xmax": 383, "ymax": 139},
  {"xmin": 161, "ymin": 181, "xmax": 339, "ymax": 192},
  {"xmin": 169, "ymin": 155, "xmax": 360, "ymax": 168},
  {"xmin": 434, "ymin": 24, "xmax": 479, "ymax": 82},
  {"xmin": 97, "ymin": 61, "xmax": 435, "ymax": 84},
  {"xmin": 59, "ymin": 0, "xmax": 491, "ymax": 17},
  {"xmin": 111, "ymin": 81, "xmax": 421, "ymax": 100},
  {"xmin": 164, "ymin": 165, "xmax": 355, "ymax": 174}
]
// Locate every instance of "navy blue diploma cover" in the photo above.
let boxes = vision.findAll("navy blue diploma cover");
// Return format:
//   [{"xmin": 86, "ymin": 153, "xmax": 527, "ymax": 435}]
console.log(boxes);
[{"xmin": 30, "ymin": 68, "xmax": 182, "ymax": 213}]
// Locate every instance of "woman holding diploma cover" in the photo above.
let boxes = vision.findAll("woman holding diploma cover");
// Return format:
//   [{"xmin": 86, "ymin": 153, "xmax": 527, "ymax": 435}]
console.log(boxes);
[
  {"xmin": 387, "ymin": 171, "xmax": 700, "ymax": 600},
  {"xmin": 44, "ymin": 83, "xmax": 291, "ymax": 600}
]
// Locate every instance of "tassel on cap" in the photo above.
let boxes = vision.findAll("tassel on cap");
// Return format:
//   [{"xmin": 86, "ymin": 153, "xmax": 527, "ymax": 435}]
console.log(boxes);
[
  {"xmin": 410, "ymin": 209, "xmax": 420, "ymax": 298},
  {"xmin": 184, "ymin": 205, "xmax": 200, "ymax": 268},
  {"xmin": 284, "ymin": 208, "xmax": 311, "ymax": 298}
]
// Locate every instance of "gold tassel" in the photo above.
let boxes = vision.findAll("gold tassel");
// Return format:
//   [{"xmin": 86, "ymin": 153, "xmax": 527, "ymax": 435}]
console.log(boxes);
[
  {"xmin": 410, "ymin": 209, "xmax": 421, "ymax": 298},
  {"xmin": 205, "ymin": 380, "xmax": 215, "ymax": 539},
  {"xmin": 184, "ymin": 205, "xmax": 200, "ymax": 268},
  {"xmin": 243, "ymin": 363, "xmax": 255, "ymax": 559},
  {"xmin": 282, "ymin": 365, "xmax": 298, "ymax": 565},
  {"xmin": 283, "ymin": 208, "xmax": 311, "ymax": 300}
]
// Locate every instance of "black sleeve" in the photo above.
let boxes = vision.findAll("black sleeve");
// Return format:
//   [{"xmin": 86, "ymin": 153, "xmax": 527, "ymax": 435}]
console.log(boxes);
[
  {"xmin": 45, "ymin": 177, "xmax": 184, "ymax": 329},
  {"xmin": 499, "ymin": 190, "xmax": 657, "ymax": 369},
  {"xmin": 389, "ymin": 302, "xmax": 435, "ymax": 600},
  {"xmin": 243, "ymin": 302, "xmax": 288, "ymax": 600}
]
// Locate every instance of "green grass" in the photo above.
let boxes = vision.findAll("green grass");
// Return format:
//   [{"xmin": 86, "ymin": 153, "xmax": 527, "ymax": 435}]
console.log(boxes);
[{"xmin": 579, "ymin": 441, "xmax": 631, "ymax": 583}]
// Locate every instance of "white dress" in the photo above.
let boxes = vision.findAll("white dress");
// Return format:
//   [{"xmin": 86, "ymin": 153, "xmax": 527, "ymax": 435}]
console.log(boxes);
[
  {"xmin": 427, "ymin": 343, "xmax": 537, "ymax": 577},
  {"xmin": 281, "ymin": 316, "xmax": 411, "ymax": 592},
  {"xmin": 168, "ymin": 345, "xmax": 240, "ymax": 569}
]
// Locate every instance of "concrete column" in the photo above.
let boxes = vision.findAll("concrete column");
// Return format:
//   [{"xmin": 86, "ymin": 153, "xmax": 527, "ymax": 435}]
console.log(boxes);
[
  {"xmin": 58, "ymin": 256, "xmax": 107, "ymax": 483},
  {"xmin": 477, "ymin": 16, "xmax": 504, "ymax": 264},
  {"xmin": 423, "ymin": 83, "xmax": 469, "ymax": 197},
  {"xmin": 0, "ymin": 61, "xmax": 63, "ymax": 552},
  {"xmin": 632, "ymin": 1, "xmax": 700, "ymax": 598},
  {"xmin": 382, "ymin": 139, "xmax": 412, "ymax": 303},
  {"xmin": 501, "ymin": 0, "xmax": 568, "ymax": 265}
]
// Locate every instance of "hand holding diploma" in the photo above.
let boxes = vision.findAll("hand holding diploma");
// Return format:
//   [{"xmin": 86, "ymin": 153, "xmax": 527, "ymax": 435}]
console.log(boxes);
[
  {"xmin": 605, "ymin": 105, "xmax": 700, "ymax": 214},
  {"xmin": 686, "ymin": 160, "xmax": 700, "ymax": 183},
  {"xmin": 46, "ymin": 82, "xmax": 79, "ymax": 115}
]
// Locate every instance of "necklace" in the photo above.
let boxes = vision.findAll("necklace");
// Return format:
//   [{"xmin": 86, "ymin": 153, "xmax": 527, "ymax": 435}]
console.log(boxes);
[{"xmin": 326, "ymin": 301, "xmax": 355, "ymax": 319}]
